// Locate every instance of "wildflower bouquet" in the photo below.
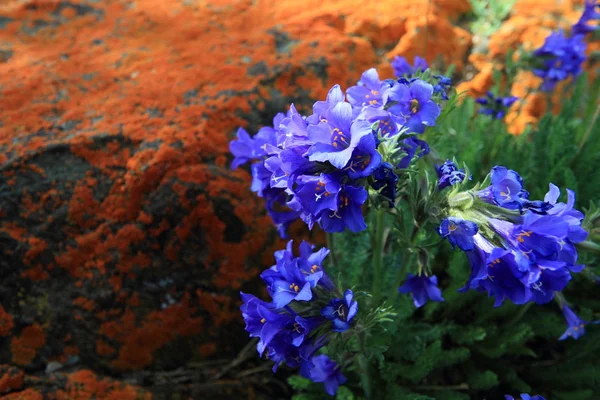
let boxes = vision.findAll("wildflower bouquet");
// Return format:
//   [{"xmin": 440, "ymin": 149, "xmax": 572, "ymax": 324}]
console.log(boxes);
[{"xmin": 230, "ymin": 3, "xmax": 600, "ymax": 399}]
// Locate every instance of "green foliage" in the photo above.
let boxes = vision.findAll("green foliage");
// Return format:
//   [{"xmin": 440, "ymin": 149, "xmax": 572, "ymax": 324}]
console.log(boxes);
[
  {"xmin": 289, "ymin": 72, "xmax": 600, "ymax": 400},
  {"xmin": 468, "ymin": 0, "xmax": 516, "ymax": 47}
]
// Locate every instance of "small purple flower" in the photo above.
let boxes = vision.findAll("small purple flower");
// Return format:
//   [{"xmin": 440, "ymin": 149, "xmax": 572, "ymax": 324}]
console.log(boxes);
[
  {"xmin": 572, "ymin": 0, "xmax": 600, "ymax": 36},
  {"xmin": 399, "ymin": 273, "xmax": 445, "ymax": 308},
  {"xmin": 250, "ymin": 162, "xmax": 273, "ymax": 197},
  {"xmin": 505, "ymin": 394, "xmax": 546, "ymax": 400},
  {"xmin": 371, "ymin": 162, "xmax": 399, "ymax": 207},
  {"xmin": 318, "ymin": 185, "xmax": 368, "ymax": 233},
  {"xmin": 307, "ymin": 102, "xmax": 374, "ymax": 170},
  {"xmin": 321, "ymin": 289, "xmax": 358, "ymax": 332},
  {"xmin": 294, "ymin": 174, "xmax": 341, "ymax": 217},
  {"xmin": 476, "ymin": 91, "xmax": 519, "ymax": 119},
  {"xmin": 396, "ymin": 137, "xmax": 430, "ymax": 169},
  {"xmin": 261, "ymin": 259, "xmax": 319, "ymax": 309},
  {"xmin": 361, "ymin": 108, "xmax": 400, "ymax": 137},
  {"xmin": 388, "ymin": 79, "xmax": 441, "ymax": 134},
  {"xmin": 230, "ymin": 126, "xmax": 278, "ymax": 169},
  {"xmin": 305, "ymin": 355, "xmax": 347, "ymax": 396},
  {"xmin": 291, "ymin": 316, "xmax": 324, "ymax": 346},
  {"xmin": 278, "ymin": 104, "xmax": 312, "ymax": 150},
  {"xmin": 477, "ymin": 166, "xmax": 551, "ymax": 213},
  {"xmin": 433, "ymin": 75, "xmax": 452, "ymax": 100},
  {"xmin": 307, "ymin": 84, "xmax": 345, "ymax": 125},
  {"xmin": 437, "ymin": 160, "xmax": 466, "ymax": 189},
  {"xmin": 439, "ymin": 217, "xmax": 479, "ymax": 251},
  {"xmin": 478, "ymin": 248, "xmax": 533, "ymax": 307},
  {"xmin": 346, "ymin": 68, "xmax": 390, "ymax": 111},
  {"xmin": 264, "ymin": 189, "xmax": 300, "ymax": 239},
  {"xmin": 391, "ymin": 55, "xmax": 429, "ymax": 77},
  {"xmin": 240, "ymin": 293, "xmax": 293, "ymax": 356},
  {"xmin": 558, "ymin": 305, "xmax": 599, "ymax": 340}
]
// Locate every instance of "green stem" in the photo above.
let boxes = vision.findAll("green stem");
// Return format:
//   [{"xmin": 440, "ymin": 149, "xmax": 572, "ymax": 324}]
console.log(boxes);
[
  {"xmin": 326, "ymin": 233, "xmax": 339, "ymax": 270},
  {"xmin": 393, "ymin": 224, "xmax": 421, "ymax": 295},
  {"xmin": 357, "ymin": 331, "xmax": 372, "ymax": 399},
  {"xmin": 372, "ymin": 209, "xmax": 386, "ymax": 301},
  {"xmin": 507, "ymin": 302, "xmax": 533, "ymax": 326},
  {"xmin": 576, "ymin": 101, "xmax": 600, "ymax": 159},
  {"xmin": 577, "ymin": 240, "xmax": 600, "ymax": 254}
]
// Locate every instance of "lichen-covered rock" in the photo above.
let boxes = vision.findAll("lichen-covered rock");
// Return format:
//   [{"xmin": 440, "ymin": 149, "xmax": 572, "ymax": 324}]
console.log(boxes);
[{"xmin": 0, "ymin": 0, "xmax": 471, "ymax": 394}]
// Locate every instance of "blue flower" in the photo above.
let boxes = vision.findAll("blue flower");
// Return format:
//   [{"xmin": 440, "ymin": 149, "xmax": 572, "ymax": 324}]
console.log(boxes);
[
  {"xmin": 391, "ymin": 55, "xmax": 429, "ymax": 77},
  {"xmin": 371, "ymin": 162, "xmax": 399, "ymax": 207},
  {"xmin": 361, "ymin": 108, "xmax": 400, "ymax": 137},
  {"xmin": 437, "ymin": 160, "xmax": 466, "ymax": 189},
  {"xmin": 532, "ymin": 31, "xmax": 587, "ymax": 92},
  {"xmin": 399, "ymin": 273, "xmax": 445, "ymax": 308},
  {"xmin": 230, "ymin": 125, "xmax": 278, "ymax": 169},
  {"xmin": 307, "ymin": 102, "xmax": 375, "ymax": 170},
  {"xmin": 572, "ymin": 0, "xmax": 600, "ymax": 36},
  {"xmin": 544, "ymin": 183, "xmax": 589, "ymax": 244},
  {"xmin": 347, "ymin": 68, "xmax": 390, "ymax": 111},
  {"xmin": 478, "ymin": 248, "xmax": 533, "ymax": 307},
  {"xmin": 558, "ymin": 305, "xmax": 599, "ymax": 340},
  {"xmin": 305, "ymin": 355, "xmax": 347, "ymax": 396},
  {"xmin": 294, "ymin": 174, "xmax": 341, "ymax": 217},
  {"xmin": 388, "ymin": 79, "xmax": 441, "ymax": 134},
  {"xmin": 476, "ymin": 91, "xmax": 519, "ymax": 119},
  {"xmin": 318, "ymin": 185, "xmax": 368, "ymax": 233},
  {"xmin": 264, "ymin": 189, "xmax": 301, "ymax": 238},
  {"xmin": 307, "ymin": 84, "xmax": 345, "ymax": 125},
  {"xmin": 278, "ymin": 104, "xmax": 312, "ymax": 150},
  {"xmin": 250, "ymin": 162, "xmax": 273, "ymax": 197},
  {"xmin": 433, "ymin": 75, "xmax": 452, "ymax": 100},
  {"xmin": 477, "ymin": 166, "xmax": 551, "ymax": 214},
  {"xmin": 291, "ymin": 316, "xmax": 325, "ymax": 346},
  {"xmin": 321, "ymin": 289, "xmax": 358, "ymax": 332},
  {"xmin": 439, "ymin": 217, "xmax": 479, "ymax": 251},
  {"xmin": 397, "ymin": 137, "xmax": 430, "ymax": 168},
  {"xmin": 261, "ymin": 260, "xmax": 317, "ymax": 309},
  {"xmin": 240, "ymin": 293, "xmax": 293, "ymax": 356},
  {"xmin": 344, "ymin": 130, "xmax": 383, "ymax": 179},
  {"xmin": 505, "ymin": 394, "xmax": 546, "ymax": 400}
]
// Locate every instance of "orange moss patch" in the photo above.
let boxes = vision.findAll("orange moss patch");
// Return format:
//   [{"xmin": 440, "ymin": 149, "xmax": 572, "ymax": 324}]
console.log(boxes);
[{"xmin": 10, "ymin": 325, "xmax": 46, "ymax": 366}]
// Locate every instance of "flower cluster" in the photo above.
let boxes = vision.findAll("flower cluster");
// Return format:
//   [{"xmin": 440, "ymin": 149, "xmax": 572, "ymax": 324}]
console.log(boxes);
[
  {"xmin": 230, "ymin": 65, "xmax": 445, "ymax": 236},
  {"xmin": 240, "ymin": 241, "xmax": 355, "ymax": 396},
  {"xmin": 439, "ymin": 165, "xmax": 587, "ymax": 307},
  {"xmin": 532, "ymin": 20, "xmax": 587, "ymax": 91},
  {"xmin": 476, "ymin": 91, "xmax": 519, "ymax": 119}
]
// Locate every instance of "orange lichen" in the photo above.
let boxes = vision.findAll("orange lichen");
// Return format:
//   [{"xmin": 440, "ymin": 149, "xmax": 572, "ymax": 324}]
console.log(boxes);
[
  {"xmin": 0, "ymin": 306, "xmax": 14, "ymax": 337},
  {"xmin": 0, "ymin": 365, "xmax": 24, "ymax": 394},
  {"xmin": 10, "ymin": 325, "xmax": 46, "ymax": 366},
  {"xmin": 3, "ymin": 388, "xmax": 44, "ymax": 400},
  {"xmin": 51, "ymin": 370, "xmax": 151, "ymax": 400}
]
